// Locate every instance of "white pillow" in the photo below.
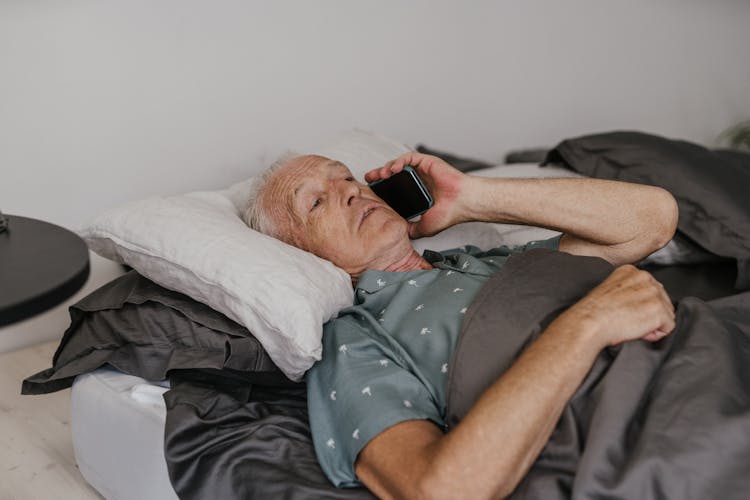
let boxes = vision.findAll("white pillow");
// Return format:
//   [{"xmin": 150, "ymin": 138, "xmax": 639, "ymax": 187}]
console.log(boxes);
[
  {"xmin": 81, "ymin": 129, "xmax": 414, "ymax": 381},
  {"xmin": 312, "ymin": 128, "xmax": 413, "ymax": 180}
]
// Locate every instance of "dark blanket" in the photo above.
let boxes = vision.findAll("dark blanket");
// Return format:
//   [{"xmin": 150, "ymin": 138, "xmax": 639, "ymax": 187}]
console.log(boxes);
[
  {"xmin": 544, "ymin": 131, "xmax": 750, "ymax": 290},
  {"xmin": 23, "ymin": 131, "xmax": 750, "ymax": 499},
  {"xmin": 22, "ymin": 258, "xmax": 749, "ymax": 500},
  {"xmin": 447, "ymin": 249, "xmax": 750, "ymax": 500},
  {"xmin": 163, "ymin": 370, "xmax": 375, "ymax": 500}
]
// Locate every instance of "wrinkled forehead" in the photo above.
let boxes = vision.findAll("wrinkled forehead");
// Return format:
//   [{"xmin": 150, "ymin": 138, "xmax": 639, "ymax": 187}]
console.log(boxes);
[
  {"xmin": 260, "ymin": 154, "xmax": 351, "ymax": 223},
  {"xmin": 284, "ymin": 154, "xmax": 345, "ymax": 178},
  {"xmin": 268, "ymin": 155, "xmax": 351, "ymax": 197}
]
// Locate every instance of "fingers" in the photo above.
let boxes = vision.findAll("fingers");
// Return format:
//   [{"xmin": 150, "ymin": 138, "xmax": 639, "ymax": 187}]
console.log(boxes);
[
  {"xmin": 407, "ymin": 221, "xmax": 423, "ymax": 239},
  {"xmin": 364, "ymin": 154, "xmax": 411, "ymax": 183},
  {"xmin": 363, "ymin": 152, "xmax": 441, "ymax": 183},
  {"xmin": 642, "ymin": 329, "xmax": 671, "ymax": 342},
  {"xmin": 611, "ymin": 266, "xmax": 674, "ymax": 317},
  {"xmin": 601, "ymin": 265, "xmax": 677, "ymax": 343},
  {"xmin": 640, "ymin": 274, "xmax": 676, "ymax": 340},
  {"xmin": 645, "ymin": 273, "xmax": 675, "ymax": 333},
  {"xmin": 654, "ymin": 278, "xmax": 674, "ymax": 313}
]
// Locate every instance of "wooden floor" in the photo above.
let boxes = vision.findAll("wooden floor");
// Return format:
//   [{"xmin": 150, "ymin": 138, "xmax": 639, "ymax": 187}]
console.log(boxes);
[{"xmin": 0, "ymin": 341, "xmax": 103, "ymax": 500}]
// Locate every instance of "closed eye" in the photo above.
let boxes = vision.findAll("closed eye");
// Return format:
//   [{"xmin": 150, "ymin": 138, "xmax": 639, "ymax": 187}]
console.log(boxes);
[{"xmin": 310, "ymin": 198, "xmax": 322, "ymax": 211}]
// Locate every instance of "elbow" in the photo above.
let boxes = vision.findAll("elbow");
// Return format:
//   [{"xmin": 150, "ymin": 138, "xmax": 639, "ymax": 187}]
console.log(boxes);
[
  {"xmin": 648, "ymin": 187, "xmax": 679, "ymax": 251},
  {"xmin": 417, "ymin": 466, "xmax": 514, "ymax": 500},
  {"xmin": 616, "ymin": 187, "xmax": 678, "ymax": 266},
  {"xmin": 415, "ymin": 470, "xmax": 454, "ymax": 500},
  {"xmin": 417, "ymin": 480, "xmax": 513, "ymax": 500},
  {"xmin": 415, "ymin": 476, "xmax": 463, "ymax": 500}
]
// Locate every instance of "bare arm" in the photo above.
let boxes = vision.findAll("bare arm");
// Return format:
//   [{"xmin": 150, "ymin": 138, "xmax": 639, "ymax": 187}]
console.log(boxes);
[
  {"xmin": 355, "ymin": 265, "xmax": 676, "ymax": 499},
  {"xmin": 365, "ymin": 153, "xmax": 679, "ymax": 266},
  {"xmin": 461, "ymin": 175, "xmax": 678, "ymax": 265}
]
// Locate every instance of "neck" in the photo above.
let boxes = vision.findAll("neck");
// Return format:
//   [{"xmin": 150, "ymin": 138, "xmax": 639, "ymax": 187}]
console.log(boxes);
[
  {"xmin": 350, "ymin": 246, "xmax": 432, "ymax": 286},
  {"xmin": 384, "ymin": 248, "xmax": 433, "ymax": 273}
]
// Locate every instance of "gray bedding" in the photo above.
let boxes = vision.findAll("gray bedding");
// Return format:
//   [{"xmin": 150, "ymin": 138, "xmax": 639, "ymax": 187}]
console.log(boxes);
[
  {"xmin": 22, "ymin": 251, "xmax": 750, "ymax": 499},
  {"xmin": 22, "ymin": 131, "xmax": 750, "ymax": 499},
  {"xmin": 22, "ymin": 271, "xmax": 291, "ymax": 395},
  {"xmin": 447, "ymin": 249, "xmax": 750, "ymax": 499},
  {"xmin": 163, "ymin": 371, "xmax": 375, "ymax": 500},
  {"xmin": 161, "ymin": 248, "xmax": 750, "ymax": 499},
  {"xmin": 22, "ymin": 271, "xmax": 374, "ymax": 499},
  {"xmin": 545, "ymin": 131, "xmax": 750, "ymax": 290}
]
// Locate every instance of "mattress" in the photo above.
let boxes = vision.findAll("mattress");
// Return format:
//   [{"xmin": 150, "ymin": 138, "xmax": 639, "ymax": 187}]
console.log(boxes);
[{"xmin": 71, "ymin": 367, "xmax": 176, "ymax": 500}]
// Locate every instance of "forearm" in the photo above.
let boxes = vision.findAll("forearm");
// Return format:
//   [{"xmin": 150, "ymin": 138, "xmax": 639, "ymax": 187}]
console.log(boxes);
[
  {"xmin": 459, "ymin": 176, "xmax": 677, "ymax": 260},
  {"xmin": 422, "ymin": 313, "xmax": 602, "ymax": 499}
]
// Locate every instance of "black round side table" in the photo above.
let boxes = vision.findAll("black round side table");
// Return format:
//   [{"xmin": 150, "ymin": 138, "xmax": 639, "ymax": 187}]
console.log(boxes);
[{"xmin": 0, "ymin": 214, "xmax": 90, "ymax": 327}]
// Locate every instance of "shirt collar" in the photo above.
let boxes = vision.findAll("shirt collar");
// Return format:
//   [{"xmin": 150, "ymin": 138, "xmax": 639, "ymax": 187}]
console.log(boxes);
[
  {"xmin": 356, "ymin": 248, "xmax": 495, "ymax": 294},
  {"xmin": 356, "ymin": 268, "xmax": 433, "ymax": 294}
]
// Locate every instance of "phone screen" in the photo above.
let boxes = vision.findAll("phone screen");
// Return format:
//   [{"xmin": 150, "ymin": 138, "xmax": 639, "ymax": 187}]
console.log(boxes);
[{"xmin": 368, "ymin": 167, "xmax": 434, "ymax": 219}]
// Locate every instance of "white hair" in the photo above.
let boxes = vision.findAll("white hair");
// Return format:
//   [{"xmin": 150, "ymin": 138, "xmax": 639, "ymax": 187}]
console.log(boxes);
[{"xmin": 242, "ymin": 151, "xmax": 301, "ymax": 239}]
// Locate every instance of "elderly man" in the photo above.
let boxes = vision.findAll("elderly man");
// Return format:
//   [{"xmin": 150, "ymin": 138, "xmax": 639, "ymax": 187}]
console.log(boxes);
[{"xmin": 244, "ymin": 152, "xmax": 678, "ymax": 499}]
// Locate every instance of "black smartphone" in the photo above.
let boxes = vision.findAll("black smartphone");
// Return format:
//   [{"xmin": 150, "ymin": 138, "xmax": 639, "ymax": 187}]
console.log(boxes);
[{"xmin": 368, "ymin": 166, "xmax": 434, "ymax": 219}]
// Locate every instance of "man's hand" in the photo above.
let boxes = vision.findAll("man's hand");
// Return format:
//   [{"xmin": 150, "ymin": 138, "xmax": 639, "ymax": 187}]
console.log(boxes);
[
  {"xmin": 364, "ymin": 152, "xmax": 468, "ymax": 239},
  {"xmin": 555, "ymin": 264, "xmax": 676, "ymax": 347}
]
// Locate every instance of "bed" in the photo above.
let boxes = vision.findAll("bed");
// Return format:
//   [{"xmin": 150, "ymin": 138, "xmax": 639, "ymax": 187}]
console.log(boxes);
[
  {"xmin": 66, "ymin": 161, "xmax": 576, "ymax": 500},
  {"xmin": 22, "ymin": 130, "xmax": 750, "ymax": 499}
]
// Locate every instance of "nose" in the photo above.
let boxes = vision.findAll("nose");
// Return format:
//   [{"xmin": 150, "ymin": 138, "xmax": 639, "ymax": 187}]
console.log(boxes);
[{"xmin": 335, "ymin": 178, "xmax": 361, "ymax": 206}]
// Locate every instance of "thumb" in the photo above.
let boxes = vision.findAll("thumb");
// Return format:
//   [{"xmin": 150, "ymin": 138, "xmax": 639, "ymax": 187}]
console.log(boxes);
[
  {"xmin": 408, "ymin": 221, "xmax": 424, "ymax": 239},
  {"xmin": 642, "ymin": 329, "xmax": 669, "ymax": 343}
]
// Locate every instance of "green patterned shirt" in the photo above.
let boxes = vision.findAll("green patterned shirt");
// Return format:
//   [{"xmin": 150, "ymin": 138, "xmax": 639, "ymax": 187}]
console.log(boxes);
[{"xmin": 307, "ymin": 236, "xmax": 561, "ymax": 487}]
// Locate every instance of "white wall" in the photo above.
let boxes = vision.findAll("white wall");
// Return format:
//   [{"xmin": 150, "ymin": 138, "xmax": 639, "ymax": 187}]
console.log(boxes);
[
  {"xmin": 3, "ymin": 0, "xmax": 750, "ymax": 230},
  {"xmin": 2, "ymin": 0, "xmax": 750, "ymax": 351}
]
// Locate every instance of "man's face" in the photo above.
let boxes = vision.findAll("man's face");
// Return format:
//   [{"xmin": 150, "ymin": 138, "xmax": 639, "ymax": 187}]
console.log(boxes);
[{"xmin": 261, "ymin": 155, "xmax": 410, "ymax": 277}]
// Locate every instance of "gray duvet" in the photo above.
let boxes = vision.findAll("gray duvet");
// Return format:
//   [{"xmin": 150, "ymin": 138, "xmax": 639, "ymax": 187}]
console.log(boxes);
[
  {"xmin": 447, "ymin": 249, "xmax": 750, "ymax": 499},
  {"xmin": 161, "ymin": 249, "xmax": 750, "ymax": 499},
  {"xmin": 22, "ymin": 131, "xmax": 750, "ymax": 499},
  {"xmin": 22, "ymin": 253, "xmax": 750, "ymax": 499}
]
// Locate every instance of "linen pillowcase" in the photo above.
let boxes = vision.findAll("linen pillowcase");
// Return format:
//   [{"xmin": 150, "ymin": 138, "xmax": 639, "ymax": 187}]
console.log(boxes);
[{"xmin": 81, "ymin": 178, "xmax": 351, "ymax": 382}]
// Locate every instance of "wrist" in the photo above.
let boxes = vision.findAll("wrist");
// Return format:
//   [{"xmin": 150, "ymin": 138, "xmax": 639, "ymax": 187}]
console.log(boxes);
[
  {"xmin": 460, "ymin": 176, "xmax": 521, "ymax": 225},
  {"xmin": 547, "ymin": 308, "xmax": 606, "ymax": 355},
  {"xmin": 455, "ymin": 175, "xmax": 492, "ymax": 224}
]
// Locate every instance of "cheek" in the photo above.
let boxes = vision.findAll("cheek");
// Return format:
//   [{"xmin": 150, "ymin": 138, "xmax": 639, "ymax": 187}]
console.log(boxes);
[
  {"xmin": 304, "ymin": 216, "xmax": 356, "ymax": 258},
  {"xmin": 300, "ymin": 210, "xmax": 408, "ymax": 271}
]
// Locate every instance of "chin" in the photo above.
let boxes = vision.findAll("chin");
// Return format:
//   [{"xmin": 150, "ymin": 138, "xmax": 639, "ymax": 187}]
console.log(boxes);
[
  {"xmin": 381, "ymin": 216, "xmax": 409, "ymax": 239},
  {"xmin": 381, "ymin": 228, "xmax": 413, "ymax": 255}
]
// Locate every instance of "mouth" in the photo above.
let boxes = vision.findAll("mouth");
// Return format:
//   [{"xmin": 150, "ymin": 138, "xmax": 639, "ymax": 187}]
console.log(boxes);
[{"xmin": 358, "ymin": 203, "xmax": 381, "ymax": 229}]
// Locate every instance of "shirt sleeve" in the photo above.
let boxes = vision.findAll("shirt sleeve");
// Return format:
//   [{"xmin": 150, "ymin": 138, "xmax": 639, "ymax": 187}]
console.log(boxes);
[
  {"xmin": 306, "ymin": 314, "xmax": 443, "ymax": 488},
  {"xmin": 469, "ymin": 234, "xmax": 562, "ymax": 258},
  {"xmin": 517, "ymin": 234, "xmax": 562, "ymax": 252}
]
